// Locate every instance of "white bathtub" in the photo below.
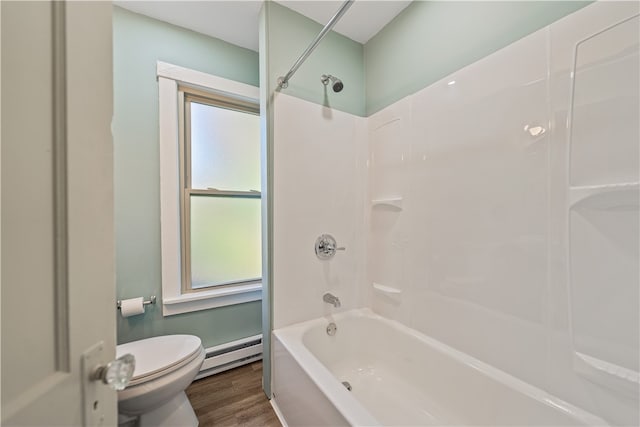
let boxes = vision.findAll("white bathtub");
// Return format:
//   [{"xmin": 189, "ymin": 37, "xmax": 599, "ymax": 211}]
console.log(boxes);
[{"xmin": 272, "ymin": 309, "xmax": 607, "ymax": 426}]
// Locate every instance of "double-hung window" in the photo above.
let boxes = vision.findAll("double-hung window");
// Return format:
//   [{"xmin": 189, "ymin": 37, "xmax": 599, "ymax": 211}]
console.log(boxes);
[{"xmin": 158, "ymin": 62, "xmax": 262, "ymax": 315}]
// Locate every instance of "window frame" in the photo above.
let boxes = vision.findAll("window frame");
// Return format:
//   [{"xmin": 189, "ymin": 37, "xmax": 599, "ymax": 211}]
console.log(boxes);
[
  {"xmin": 157, "ymin": 61, "xmax": 261, "ymax": 316},
  {"xmin": 179, "ymin": 89, "xmax": 261, "ymax": 294}
]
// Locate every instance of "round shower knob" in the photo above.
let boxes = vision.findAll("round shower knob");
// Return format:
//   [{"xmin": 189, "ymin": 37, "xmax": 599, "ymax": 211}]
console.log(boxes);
[
  {"xmin": 315, "ymin": 234, "xmax": 346, "ymax": 260},
  {"xmin": 90, "ymin": 353, "xmax": 136, "ymax": 391}
]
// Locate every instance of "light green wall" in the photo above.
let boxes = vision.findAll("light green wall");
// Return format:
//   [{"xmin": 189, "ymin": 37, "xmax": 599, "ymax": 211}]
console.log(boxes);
[
  {"xmin": 112, "ymin": 6, "xmax": 261, "ymax": 347},
  {"xmin": 266, "ymin": 2, "xmax": 365, "ymax": 116},
  {"xmin": 262, "ymin": 1, "xmax": 590, "ymax": 116},
  {"xmin": 364, "ymin": 1, "xmax": 592, "ymax": 115}
]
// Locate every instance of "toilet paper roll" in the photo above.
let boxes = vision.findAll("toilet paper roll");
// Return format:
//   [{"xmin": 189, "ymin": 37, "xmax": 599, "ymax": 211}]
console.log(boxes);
[{"xmin": 120, "ymin": 297, "xmax": 145, "ymax": 318}]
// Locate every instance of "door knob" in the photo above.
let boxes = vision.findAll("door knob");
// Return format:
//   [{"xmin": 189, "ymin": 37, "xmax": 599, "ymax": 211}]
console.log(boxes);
[{"xmin": 90, "ymin": 353, "xmax": 135, "ymax": 391}]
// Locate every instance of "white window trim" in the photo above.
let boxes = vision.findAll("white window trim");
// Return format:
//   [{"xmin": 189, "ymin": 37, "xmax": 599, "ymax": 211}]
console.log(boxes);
[{"xmin": 158, "ymin": 61, "xmax": 261, "ymax": 316}]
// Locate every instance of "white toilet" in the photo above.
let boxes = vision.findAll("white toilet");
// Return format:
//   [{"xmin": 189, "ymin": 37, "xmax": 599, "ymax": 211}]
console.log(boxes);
[{"xmin": 116, "ymin": 334, "xmax": 205, "ymax": 426}]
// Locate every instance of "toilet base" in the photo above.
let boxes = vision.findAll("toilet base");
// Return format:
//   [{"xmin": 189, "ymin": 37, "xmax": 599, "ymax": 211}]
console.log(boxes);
[{"xmin": 119, "ymin": 392, "xmax": 199, "ymax": 427}]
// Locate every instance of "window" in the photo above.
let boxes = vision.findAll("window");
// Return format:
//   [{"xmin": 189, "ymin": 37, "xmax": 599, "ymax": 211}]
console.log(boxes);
[
  {"xmin": 158, "ymin": 62, "xmax": 262, "ymax": 315},
  {"xmin": 180, "ymin": 88, "xmax": 261, "ymax": 291}
]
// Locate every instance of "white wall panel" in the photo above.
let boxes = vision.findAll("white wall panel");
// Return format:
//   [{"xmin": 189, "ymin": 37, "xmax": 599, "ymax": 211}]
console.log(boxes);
[
  {"xmin": 363, "ymin": 2, "xmax": 639, "ymax": 425},
  {"xmin": 367, "ymin": 97, "xmax": 414, "ymax": 324},
  {"xmin": 549, "ymin": 4, "xmax": 640, "ymax": 424},
  {"xmin": 408, "ymin": 26, "xmax": 551, "ymax": 389},
  {"xmin": 272, "ymin": 94, "xmax": 367, "ymax": 329}
]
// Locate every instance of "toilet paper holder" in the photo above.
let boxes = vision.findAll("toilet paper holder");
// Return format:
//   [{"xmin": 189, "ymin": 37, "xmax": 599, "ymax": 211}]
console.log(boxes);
[{"xmin": 116, "ymin": 295, "xmax": 156, "ymax": 310}]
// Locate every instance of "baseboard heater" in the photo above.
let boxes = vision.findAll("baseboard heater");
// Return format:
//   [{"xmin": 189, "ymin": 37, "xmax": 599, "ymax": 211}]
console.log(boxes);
[{"xmin": 196, "ymin": 334, "xmax": 263, "ymax": 380}]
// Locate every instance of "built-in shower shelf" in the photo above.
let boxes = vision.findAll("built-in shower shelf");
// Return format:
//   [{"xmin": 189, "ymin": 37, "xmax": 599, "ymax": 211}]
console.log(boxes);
[
  {"xmin": 372, "ymin": 282, "xmax": 402, "ymax": 295},
  {"xmin": 569, "ymin": 182, "xmax": 639, "ymax": 209},
  {"xmin": 371, "ymin": 197, "xmax": 403, "ymax": 210}
]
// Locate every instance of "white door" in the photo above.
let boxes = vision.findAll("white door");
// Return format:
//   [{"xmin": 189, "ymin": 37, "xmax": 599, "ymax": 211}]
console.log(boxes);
[{"xmin": 1, "ymin": 1, "xmax": 117, "ymax": 425}]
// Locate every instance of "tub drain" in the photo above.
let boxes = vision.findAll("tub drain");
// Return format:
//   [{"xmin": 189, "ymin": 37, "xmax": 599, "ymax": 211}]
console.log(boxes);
[
  {"xmin": 326, "ymin": 322, "xmax": 337, "ymax": 336},
  {"xmin": 341, "ymin": 381, "xmax": 352, "ymax": 391}
]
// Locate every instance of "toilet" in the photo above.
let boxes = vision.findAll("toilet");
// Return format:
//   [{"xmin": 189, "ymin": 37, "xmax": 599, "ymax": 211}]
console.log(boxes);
[{"xmin": 116, "ymin": 335, "xmax": 205, "ymax": 426}]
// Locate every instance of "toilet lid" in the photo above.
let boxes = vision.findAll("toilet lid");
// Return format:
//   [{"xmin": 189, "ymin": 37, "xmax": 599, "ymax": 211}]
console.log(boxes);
[{"xmin": 117, "ymin": 335, "xmax": 202, "ymax": 381}]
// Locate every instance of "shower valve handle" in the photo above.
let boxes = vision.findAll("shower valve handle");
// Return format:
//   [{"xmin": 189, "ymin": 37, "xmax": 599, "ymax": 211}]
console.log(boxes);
[{"xmin": 315, "ymin": 234, "xmax": 345, "ymax": 260}]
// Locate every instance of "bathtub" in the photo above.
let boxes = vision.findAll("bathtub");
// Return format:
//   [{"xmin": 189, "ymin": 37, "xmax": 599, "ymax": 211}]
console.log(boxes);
[{"xmin": 272, "ymin": 309, "xmax": 606, "ymax": 426}]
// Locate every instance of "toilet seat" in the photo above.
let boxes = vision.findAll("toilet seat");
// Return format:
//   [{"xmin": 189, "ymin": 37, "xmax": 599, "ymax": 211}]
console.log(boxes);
[{"xmin": 117, "ymin": 335, "xmax": 203, "ymax": 386}]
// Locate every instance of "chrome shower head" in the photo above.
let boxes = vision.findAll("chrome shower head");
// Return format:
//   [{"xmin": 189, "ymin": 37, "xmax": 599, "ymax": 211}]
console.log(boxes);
[{"xmin": 321, "ymin": 74, "xmax": 344, "ymax": 92}]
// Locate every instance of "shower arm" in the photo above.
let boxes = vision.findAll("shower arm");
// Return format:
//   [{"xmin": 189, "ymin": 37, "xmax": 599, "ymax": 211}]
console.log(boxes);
[{"xmin": 276, "ymin": 0, "xmax": 354, "ymax": 90}]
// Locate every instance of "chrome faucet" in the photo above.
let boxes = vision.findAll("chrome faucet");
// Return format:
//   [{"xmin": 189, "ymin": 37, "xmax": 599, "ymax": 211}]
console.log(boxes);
[{"xmin": 323, "ymin": 293, "xmax": 341, "ymax": 308}]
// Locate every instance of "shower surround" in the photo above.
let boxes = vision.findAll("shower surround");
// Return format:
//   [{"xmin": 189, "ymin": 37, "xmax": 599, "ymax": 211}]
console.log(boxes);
[{"xmin": 270, "ymin": 2, "xmax": 639, "ymax": 425}]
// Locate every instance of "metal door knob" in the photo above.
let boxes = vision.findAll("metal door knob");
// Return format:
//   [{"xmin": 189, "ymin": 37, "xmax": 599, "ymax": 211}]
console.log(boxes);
[{"xmin": 90, "ymin": 353, "xmax": 135, "ymax": 391}]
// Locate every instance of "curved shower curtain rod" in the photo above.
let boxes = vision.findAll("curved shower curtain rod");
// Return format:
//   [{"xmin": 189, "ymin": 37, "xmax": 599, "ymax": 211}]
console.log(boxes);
[{"xmin": 276, "ymin": 0, "xmax": 354, "ymax": 90}]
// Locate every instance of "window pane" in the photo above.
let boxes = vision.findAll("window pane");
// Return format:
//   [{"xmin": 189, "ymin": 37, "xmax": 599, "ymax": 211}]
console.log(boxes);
[
  {"xmin": 190, "ymin": 102, "xmax": 260, "ymax": 191},
  {"xmin": 190, "ymin": 196, "xmax": 261, "ymax": 289}
]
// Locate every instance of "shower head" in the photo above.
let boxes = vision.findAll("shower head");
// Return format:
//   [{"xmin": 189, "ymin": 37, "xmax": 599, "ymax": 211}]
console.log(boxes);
[{"xmin": 321, "ymin": 74, "xmax": 344, "ymax": 92}]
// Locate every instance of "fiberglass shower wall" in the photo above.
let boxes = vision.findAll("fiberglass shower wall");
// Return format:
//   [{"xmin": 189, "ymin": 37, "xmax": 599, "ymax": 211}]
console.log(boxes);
[
  {"xmin": 365, "ymin": 3, "xmax": 639, "ymax": 425},
  {"xmin": 262, "ymin": 1, "xmax": 368, "ymax": 332},
  {"xmin": 271, "ymin": 94, "xmax": 368, "ymax": 329}
]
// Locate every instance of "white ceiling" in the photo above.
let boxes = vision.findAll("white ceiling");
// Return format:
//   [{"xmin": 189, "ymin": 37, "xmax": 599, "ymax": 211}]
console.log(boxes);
[
  {"xmin": 277, "ymin": 1, "xmax": 412, "ymax": 44},
  {"xmin": 114, "ymin": 1, "xmax": 412, "ymax": 52}
]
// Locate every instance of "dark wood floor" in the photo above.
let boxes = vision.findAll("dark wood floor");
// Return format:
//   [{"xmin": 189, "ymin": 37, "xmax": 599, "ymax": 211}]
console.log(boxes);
[{"xmin": 186, "ymin": 361, "xmax": 282, "ymax": 427}]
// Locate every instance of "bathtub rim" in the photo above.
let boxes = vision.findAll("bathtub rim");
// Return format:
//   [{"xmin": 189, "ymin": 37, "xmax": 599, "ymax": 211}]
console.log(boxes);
[
  {"xmin": 273, "ymin": 307, "xmax": 608, "ymax": 426},
  {"xmin": 273, "ymin": 324, "xmax": 379, "ymax": 426}
]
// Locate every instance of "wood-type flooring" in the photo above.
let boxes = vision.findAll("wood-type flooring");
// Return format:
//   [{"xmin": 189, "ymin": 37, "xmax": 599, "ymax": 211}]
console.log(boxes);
[{"xmin": 186, "ymin": 361, "xmax": 282, "ymax": 427}]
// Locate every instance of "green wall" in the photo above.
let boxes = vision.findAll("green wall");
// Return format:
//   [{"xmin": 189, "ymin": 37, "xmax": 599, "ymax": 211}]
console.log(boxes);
[
  {"xmin": 266, "ymin": 2, "xmax": 366, "ymax": 116},
  {"xmin": 262, "ymin": 1, "xmax": 590, "ymax": 116},
  {"xmin": 113, "ymin": 6, "xmax": 262, "ymax": 347},
  {"xmin": 364, "ymin": 1, "xmax": 591, "ymax": 115}
]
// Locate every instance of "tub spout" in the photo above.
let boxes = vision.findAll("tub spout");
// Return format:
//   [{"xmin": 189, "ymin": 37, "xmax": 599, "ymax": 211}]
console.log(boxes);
[{"xmin": 323, "ymin": 293, "xmax": 341, "ymax": 308}]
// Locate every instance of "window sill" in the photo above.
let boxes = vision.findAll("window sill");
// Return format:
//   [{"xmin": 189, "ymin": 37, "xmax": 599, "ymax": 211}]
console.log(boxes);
[{"xmin": 162, "ymin": 283, "xmax": 262, "ymax": 316}]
